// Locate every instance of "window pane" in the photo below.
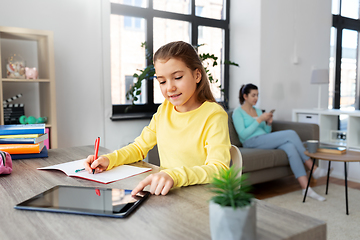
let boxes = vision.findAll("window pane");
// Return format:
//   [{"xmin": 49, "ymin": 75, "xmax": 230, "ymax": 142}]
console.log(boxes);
[
  {"xmin": 153, "ymin": 0, "xmax": 190, "ymax": 15},
  {"xmin": 198, "ymin": 26, "xmax": 224, "ymax": 101},
  {"xmin": 110, "ymin": 0, "xmax": 148, "ymax": 8},
  {"xmin": 153, "ymin": 18, "xmax": 191, "ymax": 104},
  {"xmin": 341, "ymin": 0, "xmax": 359, "ymax": 19},
  {"xmin": 340, "ymin": 29, "xmax": 357, "ymax": 111},
  {"xmin": 110, "ymin": 14, "xmax": 147, "ymax": 104},
  {"xmin": 329, "ymin": 27, "xmax": 336, "ymax": 109},
  {"xmin": 195, "ymin": 0, "xmax": 226, "ymax": 20},
  {"xmin": 332, "ymin": 0, "xmax": 340, "ymax": 15}
]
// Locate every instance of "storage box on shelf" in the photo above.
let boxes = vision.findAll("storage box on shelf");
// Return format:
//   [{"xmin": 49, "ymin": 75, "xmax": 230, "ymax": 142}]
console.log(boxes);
[
  {"xmin": 292, "ymin": 109, "xmax": 360, "ymax": 150},
  {"xmin": 0, "ymin": 26, "xmax": 57, "ymax": 148}
]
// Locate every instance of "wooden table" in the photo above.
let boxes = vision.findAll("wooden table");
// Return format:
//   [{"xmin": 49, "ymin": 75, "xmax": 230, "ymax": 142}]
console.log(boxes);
[
  {"xmin": 304, "ymin": 150, "xmax": 360, "ymax": 215},
  {"xmin": 0, "ymin": 146, "xmax": 326, "ymax": 240}
]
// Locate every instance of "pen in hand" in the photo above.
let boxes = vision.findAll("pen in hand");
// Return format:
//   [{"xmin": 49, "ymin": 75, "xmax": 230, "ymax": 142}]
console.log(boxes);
[{"xmin": 93, "ymin": 137, "xmax": 100, "ymax": 174}]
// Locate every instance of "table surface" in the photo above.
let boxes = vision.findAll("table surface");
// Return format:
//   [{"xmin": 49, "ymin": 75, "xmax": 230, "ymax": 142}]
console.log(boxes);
[
  {"xmin": 0, "ymin": 146, "xmax": 326, "ymax": 240},
  {"xmin": 305, "ymin": 150, "xmax": 360, "ymax": 162}
]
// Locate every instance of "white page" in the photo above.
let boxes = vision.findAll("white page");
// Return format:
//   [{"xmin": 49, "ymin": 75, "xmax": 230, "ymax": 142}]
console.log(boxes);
[{"xmin": 38, "ymin": 159, "xmax": 152, "ymax": 184}]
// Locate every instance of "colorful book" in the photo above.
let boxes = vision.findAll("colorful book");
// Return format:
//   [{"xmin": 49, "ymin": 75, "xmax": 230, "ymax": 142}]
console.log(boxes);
[
  {"xmin": 318, "ymin": 145, "xmax": 347, "ymax": 154},
  {"xmin": 11, "ymin": 146, "xmax": 48, "ymax": 160},
  {"xmin": 0, "ymin": 124, "xmax": 45, "ymax": 135},
  {"xmin": 38, "ymin": 159, "xmax": 152, "ymax": 184},
  {"xmin": 0, "ymin": 133, "xmax": 43, "ymax": 139},
  {"xmin": 0, "ymin": 133, "xmax": 48, "ymax": 144},
  {"xmin": 0, "ymin": 142, "xmax": 44, "ymax": 154}
]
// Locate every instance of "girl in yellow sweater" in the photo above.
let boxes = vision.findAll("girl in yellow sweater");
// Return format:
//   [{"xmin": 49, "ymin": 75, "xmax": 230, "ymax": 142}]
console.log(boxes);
[{"xmin": 84, "ymin": 41, "xmax": 231, "ymax": 196}]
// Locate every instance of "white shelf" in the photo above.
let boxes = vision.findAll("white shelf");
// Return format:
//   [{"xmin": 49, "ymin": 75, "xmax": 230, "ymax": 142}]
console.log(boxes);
[{"xmin": 293, "ymin": 109, "xmax": 360, "ymax": 151}]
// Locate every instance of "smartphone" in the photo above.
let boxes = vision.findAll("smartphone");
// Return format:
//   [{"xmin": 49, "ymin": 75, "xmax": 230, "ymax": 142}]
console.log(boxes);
[{"xmin": 270, "ymin": 109, "xmax": 275, "ymax": 114}]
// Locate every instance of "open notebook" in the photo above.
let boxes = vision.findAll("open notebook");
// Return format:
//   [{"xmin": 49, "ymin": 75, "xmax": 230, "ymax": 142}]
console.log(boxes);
[{"xmin": 38, "ymin": 159, "xmax": 152, "ymax": 184}]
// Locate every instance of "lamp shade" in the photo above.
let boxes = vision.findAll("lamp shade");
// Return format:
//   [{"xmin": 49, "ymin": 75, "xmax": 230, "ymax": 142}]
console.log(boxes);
[{"xmin": 311, "ymin": 69, "xmax": 329, "ymax": 84}]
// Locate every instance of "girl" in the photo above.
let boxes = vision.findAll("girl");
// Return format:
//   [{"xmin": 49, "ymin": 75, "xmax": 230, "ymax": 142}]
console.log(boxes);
[
  {"xmin": 84, "ymin": 41, "xmax": 231, "ymax": 196},
  {"xmin": 232, "ymin": 83, "xmax": 328, "ymax": 201}
]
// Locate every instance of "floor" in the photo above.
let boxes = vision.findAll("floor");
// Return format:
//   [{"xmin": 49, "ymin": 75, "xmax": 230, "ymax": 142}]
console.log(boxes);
[{"xmin": 250, "ymin": 175, "xmax": 360, "ymax": 200}]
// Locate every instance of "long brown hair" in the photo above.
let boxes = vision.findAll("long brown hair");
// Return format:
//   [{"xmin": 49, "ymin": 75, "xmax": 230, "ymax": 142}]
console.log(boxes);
[{"xmin": 154, "ymin": 41, "xmax": 216, "ymax": 103}]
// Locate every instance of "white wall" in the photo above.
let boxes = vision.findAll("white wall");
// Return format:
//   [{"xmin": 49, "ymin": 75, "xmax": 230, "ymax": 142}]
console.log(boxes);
[
  {"xmin": 229, "ymin": 0, "xmax": 332, "ymax": 121},
  {"xmin": 0, "ymin": 0, "xmax": 332, "ymax": 152}
]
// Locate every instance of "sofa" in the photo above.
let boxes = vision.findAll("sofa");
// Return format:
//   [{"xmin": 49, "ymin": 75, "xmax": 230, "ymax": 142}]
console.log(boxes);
[
  {"xmin": 147, "ymin": 110, "xmax": 319, "ymax": 185},
  {"xmin": 227, "ymin": 111, "xmax": 319, "ymax": 185}
]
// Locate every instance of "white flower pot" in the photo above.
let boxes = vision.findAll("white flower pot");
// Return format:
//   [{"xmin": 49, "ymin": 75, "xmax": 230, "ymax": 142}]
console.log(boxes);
[{"xmin": 209, "ymin": 200, "xmax": 256, "ymax": 240}]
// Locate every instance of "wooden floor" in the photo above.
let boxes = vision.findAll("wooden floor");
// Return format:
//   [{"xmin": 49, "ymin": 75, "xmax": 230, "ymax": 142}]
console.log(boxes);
[{"xmin": 251, "ymin": 175, "xmax": 360, "ymax": 200}]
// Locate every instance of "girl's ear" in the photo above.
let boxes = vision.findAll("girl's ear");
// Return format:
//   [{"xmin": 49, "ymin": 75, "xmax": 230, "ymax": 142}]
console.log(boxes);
[
  {"xmin": 195, "ymin": 69, "xmax": 201, "ymax": 83},
  {"xmin": 243, "ymin": 93, "xmax": 248, "ymax": 101}
]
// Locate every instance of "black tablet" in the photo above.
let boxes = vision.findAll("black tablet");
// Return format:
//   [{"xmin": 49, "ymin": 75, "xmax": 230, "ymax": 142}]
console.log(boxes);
[{"xmin": 14, "ymin": 185, "xmax": 149, "ymax": 218}]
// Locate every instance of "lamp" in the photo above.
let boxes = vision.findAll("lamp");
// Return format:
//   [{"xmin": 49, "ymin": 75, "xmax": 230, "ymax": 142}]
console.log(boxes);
[{"xmin": 310, "ymin": 69, "xmax": 329, "ymax": 109}]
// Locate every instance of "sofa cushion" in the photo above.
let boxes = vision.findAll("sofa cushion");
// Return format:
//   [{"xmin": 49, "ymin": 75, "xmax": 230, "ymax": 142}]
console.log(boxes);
[
  {"xmin": 240, "ymin": 148, "xmax": 289, "ymax": 173},
  {"xmin": 227, "ymin": 111, "xmax": 242, "ymax": 147}
]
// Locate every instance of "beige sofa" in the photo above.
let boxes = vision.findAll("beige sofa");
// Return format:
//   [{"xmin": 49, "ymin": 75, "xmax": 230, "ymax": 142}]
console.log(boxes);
[{"xmin": 147, "ymin": 111, "xmax": 319, "ymax": 185}]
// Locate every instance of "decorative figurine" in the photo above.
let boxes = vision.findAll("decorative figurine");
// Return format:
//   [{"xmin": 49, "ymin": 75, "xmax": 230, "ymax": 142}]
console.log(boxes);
[
  {"xmin": 6, "ymin": 54, "xmax": 26, "ymax": 79},
  {"xmin": 25, "ymin": 67, "xmax": 38, "ymax": 79}
]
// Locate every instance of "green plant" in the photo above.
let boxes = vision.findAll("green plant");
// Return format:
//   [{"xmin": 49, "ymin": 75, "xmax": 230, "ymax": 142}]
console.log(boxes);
[
  {"xmin": 126, "ymin": 42, "xmax": 239, "ymax": 105},
  {"xmin": 209, "ymin": 166, "xmax": 254, "ymax": 209}
]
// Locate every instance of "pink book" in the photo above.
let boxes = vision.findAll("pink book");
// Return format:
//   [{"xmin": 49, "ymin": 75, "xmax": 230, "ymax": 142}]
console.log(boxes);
[{"xmin": 44, "ymin": 128, "xmax": 50, "ymax": 149}]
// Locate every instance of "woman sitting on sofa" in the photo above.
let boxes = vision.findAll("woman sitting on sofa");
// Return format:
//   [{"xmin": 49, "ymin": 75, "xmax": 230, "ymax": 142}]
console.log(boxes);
[{"xmin": 232, "ymin": 83, "xmax": 327, "ymax": 201}]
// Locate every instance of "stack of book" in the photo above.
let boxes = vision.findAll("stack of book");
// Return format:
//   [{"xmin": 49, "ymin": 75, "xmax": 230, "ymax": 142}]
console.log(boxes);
[
  {"xmin": 318, "ymin": 144, "xmax": 347, "ymax": 154},
  {"xmin": 0, "ymin": 124, "xmax": 48, "ymax": 159}
]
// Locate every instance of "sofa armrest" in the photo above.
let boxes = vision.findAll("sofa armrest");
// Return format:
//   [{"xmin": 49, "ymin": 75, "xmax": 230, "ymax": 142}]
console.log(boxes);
[{"xmin": 272, "ymin": 120, "xmax": 319, "ymax": 142}]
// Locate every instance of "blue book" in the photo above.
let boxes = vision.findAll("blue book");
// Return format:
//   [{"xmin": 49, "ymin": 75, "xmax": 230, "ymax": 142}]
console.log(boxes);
[
  {"xmin": 0, "ymin": 133, "xmax": 48, "ymax": 144},
  {"xmin": 11, "ymin": 146, "xmax": 48, "ymax": 160},
  {"xmin": 0, "ymin": 124, "xmax": 45, "ymax": 135}
]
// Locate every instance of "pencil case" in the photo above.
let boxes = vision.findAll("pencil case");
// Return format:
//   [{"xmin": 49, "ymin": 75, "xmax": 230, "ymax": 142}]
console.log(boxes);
[{"xmin": 0, "ymin": 150, "xmax": 12, "ymax": 174}]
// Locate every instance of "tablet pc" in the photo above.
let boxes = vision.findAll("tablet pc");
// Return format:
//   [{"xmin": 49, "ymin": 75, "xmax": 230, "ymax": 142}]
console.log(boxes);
[{"xmin": 14, "ymin": 185, "xmax": 149, "ymax": 218}]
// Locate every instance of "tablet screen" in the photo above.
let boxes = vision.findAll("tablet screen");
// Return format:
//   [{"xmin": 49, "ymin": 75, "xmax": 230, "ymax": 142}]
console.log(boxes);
[{"xmin": 15, "ymin": 185, "xmax": 149, "ymax": 218}]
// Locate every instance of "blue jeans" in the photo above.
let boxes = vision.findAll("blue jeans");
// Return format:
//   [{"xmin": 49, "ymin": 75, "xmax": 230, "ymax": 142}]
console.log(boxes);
[{"xmin": 243, "ymin": 130, "xmax": 309, "ymax": 178}]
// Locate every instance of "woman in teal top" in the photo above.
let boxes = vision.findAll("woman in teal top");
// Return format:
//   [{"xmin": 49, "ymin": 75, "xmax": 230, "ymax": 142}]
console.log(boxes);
[{"xmin": 232, "ymin": 84, "xmax": 329, "ymax": 201}]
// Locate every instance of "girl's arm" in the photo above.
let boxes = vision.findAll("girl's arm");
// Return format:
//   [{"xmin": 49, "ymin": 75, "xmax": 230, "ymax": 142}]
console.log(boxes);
[{"xmin": 103, "ymin": 115, "xmax": 158, "ymax": 170}]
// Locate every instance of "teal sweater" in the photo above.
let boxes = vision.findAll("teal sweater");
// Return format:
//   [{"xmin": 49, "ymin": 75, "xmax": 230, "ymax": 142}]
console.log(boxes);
[{"xmin": 232, "ymin": 106, "xmax": 272, "ymax": 144}]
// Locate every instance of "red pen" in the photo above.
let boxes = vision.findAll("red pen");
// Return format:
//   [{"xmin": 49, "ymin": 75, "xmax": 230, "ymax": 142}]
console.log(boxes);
[{"xmin": 93, "ymin": 137, "xmax": 100, "ymax": 174}]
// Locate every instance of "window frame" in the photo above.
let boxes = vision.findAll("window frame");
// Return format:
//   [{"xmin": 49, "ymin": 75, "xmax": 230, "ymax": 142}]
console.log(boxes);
[
  {"xmin": 110, "ymin": 0, "xmax": 231, "ymax": 121},
  {"xmin": 332, "ymin": 4, "xmax": 360, "ymax": 110}
]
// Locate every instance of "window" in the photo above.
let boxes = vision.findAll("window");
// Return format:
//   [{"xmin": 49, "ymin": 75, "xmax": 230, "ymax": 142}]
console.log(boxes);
[
  {"xmin": 331, "ymin": 0, "xmax": 360, "ymax": 130},
  {"xmin": 110, "ymin": 0, "xmax": 230, "ymax": 120}
]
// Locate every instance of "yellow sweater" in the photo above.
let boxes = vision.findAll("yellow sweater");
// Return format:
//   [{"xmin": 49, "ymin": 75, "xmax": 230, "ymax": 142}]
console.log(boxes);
[{"xmin": 104, "ymin": 100, "xmax": 231, "ymax": 188}]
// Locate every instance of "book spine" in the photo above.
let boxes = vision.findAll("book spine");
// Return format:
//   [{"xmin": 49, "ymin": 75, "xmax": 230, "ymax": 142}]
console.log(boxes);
[
  {"xmin": 317, "ymin": 148, "xmax": 345, "ymax": 154},
  {"xmin": 0, "ymin": 138, "xmax": 34, "ymax": 144},
  {"xmin": 0, "ymin": 143, "xmax": 41, "ymax": 154},
  {"xmin": 0, "ymin": 124, "xmax": 45, "ymax": 135}
]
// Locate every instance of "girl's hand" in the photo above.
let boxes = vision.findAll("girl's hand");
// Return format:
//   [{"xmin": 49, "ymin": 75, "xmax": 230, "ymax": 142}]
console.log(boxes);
[
  {"xmin": 258, "ymin": 112, "xmax": 273, "ymax": 123},
  {"xmin": 131, "ymin": 172, "xmax": 174, "ymax": 196},
  {"xmin": 83, "ymin": 155, "xmax": 110, "ymax": 174}
]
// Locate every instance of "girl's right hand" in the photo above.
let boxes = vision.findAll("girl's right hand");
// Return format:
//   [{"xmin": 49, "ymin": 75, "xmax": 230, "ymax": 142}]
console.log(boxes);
[{"xmin": 83, "ymin": 155, "xmax": 110, "ymax": 174}]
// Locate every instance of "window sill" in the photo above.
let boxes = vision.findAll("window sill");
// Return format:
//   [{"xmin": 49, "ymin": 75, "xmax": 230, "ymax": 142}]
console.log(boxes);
[{"xmin": 110, "ymin": 112, "xmax": 154, "ymax": 121}]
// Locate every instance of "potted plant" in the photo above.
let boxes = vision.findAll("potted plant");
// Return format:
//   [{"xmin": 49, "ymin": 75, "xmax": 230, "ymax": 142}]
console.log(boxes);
[{"xmin": 208, "ymin": 166, "xmax": 256, "ymax": 240}]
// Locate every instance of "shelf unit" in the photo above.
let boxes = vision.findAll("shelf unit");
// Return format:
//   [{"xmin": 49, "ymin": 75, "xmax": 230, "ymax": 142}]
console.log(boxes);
[
  {"xmin": 0, "ymin": 26, "xmax": 57, "ymax": 148},
  {"xmin": 292, "ymin": 109, "xmax": 360, "ymax": 150}
]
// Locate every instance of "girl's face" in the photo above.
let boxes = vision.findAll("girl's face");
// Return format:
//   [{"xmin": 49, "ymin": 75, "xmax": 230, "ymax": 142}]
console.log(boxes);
[
  {"xmin": 244, "ymin": 89, "xmax": 258, "ymax": 106},
  {"xmin": 155, "ymin": 58, "xmax": 201, "ymax": 112}
]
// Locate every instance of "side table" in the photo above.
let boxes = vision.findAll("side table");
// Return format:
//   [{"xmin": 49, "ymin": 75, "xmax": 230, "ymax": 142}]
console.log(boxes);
[{"xmin": 303, "ymin": 150, "xmax": 360, "ymax": 215}]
